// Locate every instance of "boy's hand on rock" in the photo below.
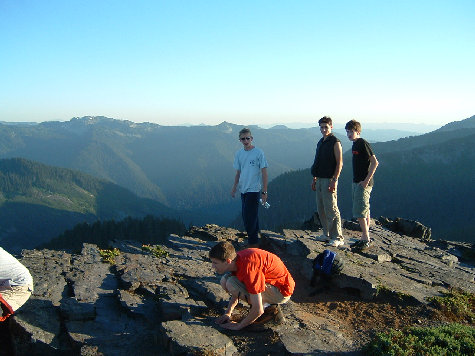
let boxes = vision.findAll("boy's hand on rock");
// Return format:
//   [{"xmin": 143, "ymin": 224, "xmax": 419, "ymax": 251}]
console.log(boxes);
[{"xmin": 215, "ymin": 314, "xmax": 231, "ymax": 325}]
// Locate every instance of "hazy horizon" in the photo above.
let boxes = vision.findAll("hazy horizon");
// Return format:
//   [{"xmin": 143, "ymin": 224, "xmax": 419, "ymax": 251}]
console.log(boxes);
[
  {"xmin": 1, "ymin": 1, "xmax": 473, "ymax": 128},
  {"xmin": 0, "ymin": 115, "xmax": 446, "ymax": 134}
]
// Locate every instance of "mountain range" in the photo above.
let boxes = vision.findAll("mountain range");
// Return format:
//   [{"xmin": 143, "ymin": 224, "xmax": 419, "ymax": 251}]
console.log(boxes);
[
  {"xmin": 0, "ymin": 115, "xmax": 473, "ymax": 248},
  {"xmin": 0, "ymin": 117, "xmax": 418, "ymax": 219}
]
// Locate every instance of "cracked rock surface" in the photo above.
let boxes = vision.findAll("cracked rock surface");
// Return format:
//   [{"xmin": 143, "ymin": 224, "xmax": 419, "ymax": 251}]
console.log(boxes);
[{"xmin": 4, "ymin": 223, "xmax": 474, "ymax": 355}]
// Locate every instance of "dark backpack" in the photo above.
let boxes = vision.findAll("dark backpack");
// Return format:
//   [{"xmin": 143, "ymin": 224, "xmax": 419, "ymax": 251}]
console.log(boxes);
[{"xmin": 310, "ymin": 249, "xmax": 344, "ymax": 288}]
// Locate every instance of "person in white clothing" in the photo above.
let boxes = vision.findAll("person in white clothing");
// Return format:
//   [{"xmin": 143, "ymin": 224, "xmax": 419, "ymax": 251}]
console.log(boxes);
[{"xmin": 0, "ymin": 247, "xmax": 33, "ymax": 320}]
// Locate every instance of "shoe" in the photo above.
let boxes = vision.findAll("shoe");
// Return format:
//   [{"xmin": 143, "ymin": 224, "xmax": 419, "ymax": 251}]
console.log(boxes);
[
  {"xmin": 350, "ymin": 240, "xmax": 364, "ymax": 248},
  {"xmin": 253, "ymin": 304, "xmax": 284, "ymax": 325},
  {"xmin": 360, "ymin": 240, "xmax": 372, "ymax": 250},
  {"xmin": 314, "ymin": 234, "xmax": 330, "ymax": 242},
  {"xmin": 327, "ymin": 238, "xmax": 344, "ymax": 247},
  {"xmin": 352, "ymin": 239, "xmax": 372, "ymax": 251}
]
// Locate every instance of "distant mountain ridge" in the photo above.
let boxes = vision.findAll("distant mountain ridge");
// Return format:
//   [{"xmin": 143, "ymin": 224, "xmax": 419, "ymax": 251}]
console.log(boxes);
[
  {"xmin": 0, "ymin": 116, "xmax": 417, "ymax": 225},
  {"xmin": 436, "ymin": 115, "xmax": 475, "ymax": 131},
  {"xmin": 1, "ymin": 115, "xmax": 473, "ymax": 246}
]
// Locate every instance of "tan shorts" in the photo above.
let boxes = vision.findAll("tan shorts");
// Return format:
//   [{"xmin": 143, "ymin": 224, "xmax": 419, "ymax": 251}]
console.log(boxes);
[
  {"xmin": 352, "ymin": 183, "xmax": 373, "ymax": 218},
  {"xmin": 0, "ymin": 285, "xmax": 33, "ymax": 312},
  {"xmin": 221, "ymin": 274, "xmax": 291, "ymax": 305}
]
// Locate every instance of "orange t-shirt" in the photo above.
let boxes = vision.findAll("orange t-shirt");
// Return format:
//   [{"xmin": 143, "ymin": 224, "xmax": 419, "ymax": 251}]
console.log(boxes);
[{"xmin": 233, "ymin": 248, "xmax": 295, "ymax": 297}]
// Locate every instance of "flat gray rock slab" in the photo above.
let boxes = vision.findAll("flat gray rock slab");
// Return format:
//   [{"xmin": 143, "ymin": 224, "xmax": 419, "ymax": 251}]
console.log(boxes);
[
  {"xmin": 161, "ymin": 320, "xmax": 237, "ymax": 355},
  {"xmin": 275, "ymin": 302, "xmax": 354, "ymax": 354}
]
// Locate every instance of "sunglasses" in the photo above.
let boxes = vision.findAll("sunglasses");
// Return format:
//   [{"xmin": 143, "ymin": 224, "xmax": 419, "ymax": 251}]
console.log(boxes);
[{"xmin": 240, "ymin": 137, "xmax": 252, "ymax": 141}]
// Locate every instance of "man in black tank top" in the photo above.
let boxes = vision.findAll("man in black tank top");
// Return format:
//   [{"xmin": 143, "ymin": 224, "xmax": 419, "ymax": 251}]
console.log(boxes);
[{"xmin": 310, "ymin": 116, "xmax": 344, "ymax": 247}]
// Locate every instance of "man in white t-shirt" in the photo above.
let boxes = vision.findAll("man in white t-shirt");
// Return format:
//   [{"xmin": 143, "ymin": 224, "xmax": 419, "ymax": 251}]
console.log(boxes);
[
  {"xmin": 0, "ymin": 247, "xmax": 33, "ymax": 320},
  {"xmin": 231, "ymin": 128, "xmax": 268, "ymax": 247}
]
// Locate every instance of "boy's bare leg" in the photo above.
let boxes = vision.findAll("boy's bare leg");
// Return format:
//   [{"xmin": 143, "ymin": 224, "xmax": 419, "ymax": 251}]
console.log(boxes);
[{"xmin": 357, "ymin": 216, "xmax": 370, "ymax": 241}]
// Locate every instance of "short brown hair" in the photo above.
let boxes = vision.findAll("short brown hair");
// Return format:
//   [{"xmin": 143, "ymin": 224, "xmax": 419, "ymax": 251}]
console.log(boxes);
[
  {"xmin": 345, "ymin": 120, "xmax": 362, "ymax": 133},
  {"xmin": 239, "ymin": 128, "xmax": 252, "ymax": 138},
  {"xmin": 318, "ymin": 116, "xmax": 332, "ymax": 126},
  {"xmin": 209, "ymin": 241, "xmax": 237, "ymax": 261}
]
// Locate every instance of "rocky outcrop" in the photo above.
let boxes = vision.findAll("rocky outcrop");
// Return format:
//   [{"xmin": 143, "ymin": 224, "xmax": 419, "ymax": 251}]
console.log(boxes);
[
  {"xmin": 378, "ymin": 216, "xmax": 432, "ymax": 240},
  {"xmin": 5, "ymin": 223, "xmax": 475, "ymax": 355}
]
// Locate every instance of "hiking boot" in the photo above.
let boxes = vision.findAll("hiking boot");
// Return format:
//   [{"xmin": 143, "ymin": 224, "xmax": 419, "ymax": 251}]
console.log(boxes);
[
  {"xmin": 359, "ymin": 240, "xmax": 372, "ymax": 251},
  {"xmin": 253, "ymin": 304, "xmax": 284, "ymax": 325},
  {"xmin": 350, "ymin": 240, "xmax": 364, "ymax": 249},
  {"xmin": 352, "ymin": 239, "xmax": 372, "ymax": 251},
  {"xmin": 327, "ymin": 238, "xmax": 344, "ymax": 247}
]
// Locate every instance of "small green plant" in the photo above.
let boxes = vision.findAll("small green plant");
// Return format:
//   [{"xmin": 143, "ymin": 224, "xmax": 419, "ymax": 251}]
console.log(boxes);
[
  {"xmin": 142, "ymin": 244, "xmax": 168, "ymax": 258},
  {"xmin": 98, "ymin": 248, "xmax": 120, "ymax": 264},
  {"xmin": 428, "ymin": 288, "xmax": 475, "ymax": 323},
  {"xmin": 364, "ymin": 323, "xmax": 475, "ymax": 355}
]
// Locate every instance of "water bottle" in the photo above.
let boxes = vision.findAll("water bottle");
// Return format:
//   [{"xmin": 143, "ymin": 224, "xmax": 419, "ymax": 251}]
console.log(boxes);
[{"xmin": 259, "ymin": 199, "xmax": 270, "ymax": 209}]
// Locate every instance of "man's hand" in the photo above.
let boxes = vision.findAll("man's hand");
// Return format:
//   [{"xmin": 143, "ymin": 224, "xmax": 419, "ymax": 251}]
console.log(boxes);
[
  {"xmin": 311, "ymin": 178, "xmax": 317, "ymax": 191},
  {"xmin": 261, "ymin": 194, "xmax": 267, "ymax": 205},
  {"xmin": 215, "ymin": 314, "xmax": 232, "ymax": 325},
  {"xmin": 359, "ymin": 180, "xmax": 369, "ymax": 189},
  {"xmin": 328, "ymin": 179, "xmax": 337, "ymax": 192}
]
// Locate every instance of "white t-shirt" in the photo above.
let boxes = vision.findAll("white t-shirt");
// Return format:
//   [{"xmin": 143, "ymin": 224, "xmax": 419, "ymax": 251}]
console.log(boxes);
[
  {"xmin": 0, "ymin": 247, "xmax": 33, "ymax": 287},
  {"xmin": 233, "ymin": 147, "xmax": 268, "ymax": 194}
]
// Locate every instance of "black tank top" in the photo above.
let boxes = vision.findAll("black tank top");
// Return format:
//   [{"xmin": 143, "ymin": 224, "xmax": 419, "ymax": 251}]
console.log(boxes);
[{"xmin": 311, "ymin": 134, "xmax": 339, "ymax": 178}]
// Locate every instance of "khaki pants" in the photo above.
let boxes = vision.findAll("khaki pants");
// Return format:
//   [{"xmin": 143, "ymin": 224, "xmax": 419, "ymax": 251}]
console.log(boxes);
[
  {"xmin": 315, "ymin": 178, "xmax": 343, "ymax": 239},
  {"xmin": 0, "ymin": 285, "xmax": 33, "ymax": 312},
  {"xmin": 221, "ymin": 274, "xmax": 291, "ymax": 305}
]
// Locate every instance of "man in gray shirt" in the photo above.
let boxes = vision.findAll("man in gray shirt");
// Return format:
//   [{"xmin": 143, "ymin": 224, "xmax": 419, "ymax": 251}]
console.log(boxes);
[{"xmin": 231, "ymin": 128, "xmax": 268, "ymax": 247}]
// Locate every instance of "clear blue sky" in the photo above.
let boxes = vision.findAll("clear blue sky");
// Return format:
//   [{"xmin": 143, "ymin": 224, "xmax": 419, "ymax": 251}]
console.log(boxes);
[{"xmin": 1, "ymin": 0, "xmax": 474, "ymax": 127}]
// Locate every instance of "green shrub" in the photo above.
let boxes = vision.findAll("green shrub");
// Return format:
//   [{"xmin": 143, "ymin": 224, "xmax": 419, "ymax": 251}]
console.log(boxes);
[
  {"xmin": 428, "ymin": 288, "xmax": 475, "ymax": 323},
  {"xmin": 98, "ymin": 248, "xmax": 120, "ymax": 264},
  {"xmin": 365, "ymin": 323, "xmax": 475, "ymax": 355},
  {"xmin": 142, "ymin": 244, "xmax": 168, "ymax": 258}
]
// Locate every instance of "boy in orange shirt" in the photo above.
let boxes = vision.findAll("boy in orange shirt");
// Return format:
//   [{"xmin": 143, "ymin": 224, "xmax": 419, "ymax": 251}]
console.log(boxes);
[{"xmin": 209, "ymin": 241, "xmax": 295, "ymax": 330}]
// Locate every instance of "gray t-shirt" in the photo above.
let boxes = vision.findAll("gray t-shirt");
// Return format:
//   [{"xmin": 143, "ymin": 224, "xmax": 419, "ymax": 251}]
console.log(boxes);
[
  {"xmin": 233, "ymin": 147, "xmax": 268, "ymax": 194},
  {"xmin": 0, "ymin": 247, "xmax": 33, "ymax": 287}
]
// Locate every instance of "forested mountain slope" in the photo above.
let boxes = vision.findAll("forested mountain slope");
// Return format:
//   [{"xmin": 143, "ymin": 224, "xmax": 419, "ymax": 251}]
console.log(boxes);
[{"xmin": 0, "ymin": 158, "xmax": 182, "ymax": 250}]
